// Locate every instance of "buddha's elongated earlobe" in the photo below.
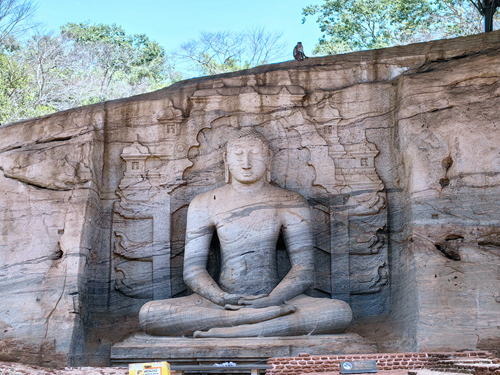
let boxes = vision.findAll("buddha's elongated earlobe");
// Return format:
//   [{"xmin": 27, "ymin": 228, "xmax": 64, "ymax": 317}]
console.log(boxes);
[
  {"xmin": 266, "ymin": 149, "xmax": 273, "ymax": 183},
  {"xmin": 223, "ymin": 152, "xmax": 231, "ymax": 183}
]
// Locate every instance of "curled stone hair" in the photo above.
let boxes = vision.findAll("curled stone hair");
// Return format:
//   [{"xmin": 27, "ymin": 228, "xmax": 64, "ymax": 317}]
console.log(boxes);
[
  {"xmin": 226, "ymin": 127, "xmax": 269, "ymax": 150},
  {"xmin": 224, "ymin": 127, "xmax": 272, "ymax": 183}
]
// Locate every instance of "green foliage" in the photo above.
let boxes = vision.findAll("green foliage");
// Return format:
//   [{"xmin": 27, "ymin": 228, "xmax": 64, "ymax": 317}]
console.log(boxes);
[
  {"xmin": 436, "ymin": 0, "xmax": 486, "ymax": 35},
  {"xmin": 1, "ymin": 6, "xmax": 285, "ymax": 124},
  {"xmin": 0, "ymin": 51, "xmax": 56, "ymax": 123},
  {"xmin": 61, "ymin": 22, "xmax": 169, "ymax": 87},
  {"xmin": 1, "ymin": 22, "xmax": 182, "ymax": 124},
  {"xmin": 303, "ymin": 0, "xmax": 496, "ymax": 55},
  {"xmin": 303, "ymin": 0, "xmax": 434, "ymax": 53}
]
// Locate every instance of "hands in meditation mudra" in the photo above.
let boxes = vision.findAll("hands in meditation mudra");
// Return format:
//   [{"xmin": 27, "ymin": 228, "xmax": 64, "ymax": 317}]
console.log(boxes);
[{"xmin": 139, "ymin": 128, "xmax": 352, "ymax": 338}]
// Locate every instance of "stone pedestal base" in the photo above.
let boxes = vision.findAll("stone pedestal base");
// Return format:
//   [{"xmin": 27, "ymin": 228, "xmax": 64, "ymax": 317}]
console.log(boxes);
[{"xmin": 110, "ymin": 333, "xmax": 377, "ymax": 366}]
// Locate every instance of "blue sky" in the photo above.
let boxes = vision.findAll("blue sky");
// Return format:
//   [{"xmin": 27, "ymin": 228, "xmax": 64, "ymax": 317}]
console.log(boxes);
[{"xmin": 35, "ymin": 0, "xmax": 322, "ymax": 66}]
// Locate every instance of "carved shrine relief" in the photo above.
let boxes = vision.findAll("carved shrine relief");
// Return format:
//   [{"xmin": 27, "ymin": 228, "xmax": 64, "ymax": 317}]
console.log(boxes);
[
  {"xmin": 118, "ymin": 137, "xmax": 151, "ymax": 190},
  {"xmin": 156, "ymin": 101, "xmax": 183, "ymax": 142},
  {"xmin": 112, "ymin": 100, "xmax": 192, "ymax": 302},
  {"xmin": 110, "ymin": 88, "xmax": 389, "ymax": 318},
  {"xmin": 298, "ymin": 93, "xmax": 389, "ymax": 316},
  {"xmin": 112, "ymin": 138, "xmax": 171, "ymax": 300}
]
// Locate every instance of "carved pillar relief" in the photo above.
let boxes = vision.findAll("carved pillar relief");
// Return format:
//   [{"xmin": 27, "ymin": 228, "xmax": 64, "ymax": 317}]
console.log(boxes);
[
  {"xmin": 111, "ymin": 101, "xmax": 191, "ymax": 301},
  {"xmin": 155, "ymin": 101, "xmax": 192, "ymax": 190},
  {"xmin": 112, "ymin": 139, "xmax": 171, "ymax": 300},
  {"xmin": 340, "ymin": 136, "xmax": 389, "ymax": 314},
  {"xmin": 302, "ymin": 93, "xmax": 389, "ymax": 316}
]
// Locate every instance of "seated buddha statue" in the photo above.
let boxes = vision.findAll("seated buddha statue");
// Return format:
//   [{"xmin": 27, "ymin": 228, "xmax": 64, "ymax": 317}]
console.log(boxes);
[{"xmin": 139, "ymin": 127, "xmax": 352, "ymax": 338}]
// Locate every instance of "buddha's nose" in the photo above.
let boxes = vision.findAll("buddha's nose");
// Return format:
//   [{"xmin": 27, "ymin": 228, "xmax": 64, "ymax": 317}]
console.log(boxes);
[{"xmin": 242, "ymin": 153, "xmax": 251, "ymax": 169}]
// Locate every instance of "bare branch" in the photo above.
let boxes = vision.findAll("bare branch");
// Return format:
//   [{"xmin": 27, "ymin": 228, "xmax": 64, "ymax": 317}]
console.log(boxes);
[
  {"xmin": 0, "ymin": 0, "xmax": 37, "ymax": 45},
  {"xmin": 467, "ymin": 0, "xmax": 485, "ymax": 14},
  {"xmin": 174, "ymin": 28, "xmax": 287, "ymax": 76}
]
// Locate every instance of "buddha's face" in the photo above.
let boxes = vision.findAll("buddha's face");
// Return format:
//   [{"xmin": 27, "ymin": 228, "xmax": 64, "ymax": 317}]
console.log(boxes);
[{"xmin": 226, "ymin": 137, "xmax": 269, "ymax": 184}]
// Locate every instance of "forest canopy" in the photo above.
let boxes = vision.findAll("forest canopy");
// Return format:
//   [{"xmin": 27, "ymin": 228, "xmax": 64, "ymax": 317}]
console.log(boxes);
[{"xmin": 1, "ymin": 0, "xmax": 498, "ymax": 124}]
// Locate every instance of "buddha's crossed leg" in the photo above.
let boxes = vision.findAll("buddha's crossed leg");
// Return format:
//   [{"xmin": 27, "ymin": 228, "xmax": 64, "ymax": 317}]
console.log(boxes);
[
  {"xmin": 193, "ymin": 295, "xmax": 352, "ymax": 338},
  {"xmin": 139, "ymin": 294, "xmax": 296, "ymax": 337}
]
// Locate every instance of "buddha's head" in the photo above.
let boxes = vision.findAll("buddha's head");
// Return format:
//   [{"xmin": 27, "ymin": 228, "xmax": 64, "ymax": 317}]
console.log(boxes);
[{"xmin": 224, "ymin": 128, "xmax": 272, "ymax": 184}]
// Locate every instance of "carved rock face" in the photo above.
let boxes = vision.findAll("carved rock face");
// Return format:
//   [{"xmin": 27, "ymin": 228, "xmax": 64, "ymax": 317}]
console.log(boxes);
[{"xmin": 2, "ymin": 31, "xmax": 500, "ymax": 366}]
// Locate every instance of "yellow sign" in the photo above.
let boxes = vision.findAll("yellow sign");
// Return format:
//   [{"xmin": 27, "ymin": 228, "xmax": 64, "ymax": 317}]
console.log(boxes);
[{"xmin": 129, "ymin": 362, "xmax": 171, "ymax": 375}]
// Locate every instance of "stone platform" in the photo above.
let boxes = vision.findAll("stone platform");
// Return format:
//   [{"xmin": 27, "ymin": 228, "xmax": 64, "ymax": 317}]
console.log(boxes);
[{"xmin": 110, "ymin": 333, "xmax": 377, "ymax": 366}]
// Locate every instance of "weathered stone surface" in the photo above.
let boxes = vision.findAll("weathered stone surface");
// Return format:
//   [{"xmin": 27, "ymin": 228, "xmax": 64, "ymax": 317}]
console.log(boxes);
[
  {"xmin": 0, "ymin": 30, "xmax": 499, "ymax": 366},
  {"xmin": 110, "ymin": 333, "xmax": 376, "ymax": 366},
  {"xmin": 0, "ymin": 106, "xmax": 105, "ymax": 366}
]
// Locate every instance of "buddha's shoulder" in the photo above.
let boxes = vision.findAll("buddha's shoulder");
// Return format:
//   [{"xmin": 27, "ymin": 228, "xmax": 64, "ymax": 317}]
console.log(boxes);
[
  {"xmin": 266, "ymin": 184, "xmax": 308, "ymax": 204},
  {"xmin": 189, "ymin": 185, "xmax": 229, "ymax": 206}
]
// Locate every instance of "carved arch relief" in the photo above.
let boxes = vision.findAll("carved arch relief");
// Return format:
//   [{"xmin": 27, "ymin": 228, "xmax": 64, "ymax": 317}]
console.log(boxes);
[{"xmin": 110, "ymin": 90, "xmax": 389, "ymax": 318}]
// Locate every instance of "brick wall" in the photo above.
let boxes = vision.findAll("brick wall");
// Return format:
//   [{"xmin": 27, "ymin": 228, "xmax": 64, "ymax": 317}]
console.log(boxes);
[{"xmin": 266, "ymin": 351, "xmax": 497, "ymax": 375}]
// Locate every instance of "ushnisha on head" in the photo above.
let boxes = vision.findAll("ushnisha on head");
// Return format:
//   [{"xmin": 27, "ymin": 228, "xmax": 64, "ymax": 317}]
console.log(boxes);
[{"xmin": 224, "ymin": 127, "xmax": 272, "ymax": 184}]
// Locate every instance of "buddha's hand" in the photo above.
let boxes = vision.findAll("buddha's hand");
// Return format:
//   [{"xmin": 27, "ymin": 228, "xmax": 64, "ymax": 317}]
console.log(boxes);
[
  {"xmin": 237, "ymin": 295, "xmax": 284, "ymax": 309},
  {"xmin": 224, "ymin": 294, "xmax": 268, "ymax": 310},
  {"xmin": 219, "ymin": 293, "xmax": 246, "ymax": 307}
]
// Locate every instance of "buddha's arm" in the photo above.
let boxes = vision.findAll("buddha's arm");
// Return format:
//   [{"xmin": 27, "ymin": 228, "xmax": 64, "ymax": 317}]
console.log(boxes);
[
  {"xmin": 240, "ymin": 200, "xmax": 314, "ymax": 308},
  {"xmin": 183, "ymin": 195, "xmax": 242, "ymax": 307}
]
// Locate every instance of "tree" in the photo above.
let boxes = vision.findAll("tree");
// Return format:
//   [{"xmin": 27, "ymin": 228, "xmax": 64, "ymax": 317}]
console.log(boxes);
[
  {"xmin": 469, "ymin": 0, "xmax": 500, "ymax": 31},
  {"xmin": 0, "ymin": 50, "xmax": 31, "ymax": 122},
  {"xmin": 436, "ymin": 0, "xmax": 485, "ymax": 35},
  {"xmin": 61, "ymin": 22, "xmax": 177, "ymax": 98},
  {"xmin": 302, "ymin": 0, "xmax": 436, "ymax": 54},
  {"xmin": 0, "ymin": 33, "xmax": 80, "ymax": 123},
  {"xmin": 302, "ymin": 0, "xmax": 499, "ymax": 55},
  {"xmin": 1, "ymin": 23, "xmax": 182, "ymax": 124},
  {"xmin": 175, "ymin": 28, "xmax": 287, "ymax": 76},
  {"xmin": 0, "ymin": 0, "xmax": 36, "ymax": 45}
]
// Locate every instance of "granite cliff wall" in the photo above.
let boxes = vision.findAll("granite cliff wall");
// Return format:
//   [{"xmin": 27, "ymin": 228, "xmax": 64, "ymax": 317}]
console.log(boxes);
[{"xmin": 0, "ymin": 31, "xmax": 499, "ymax": 366}]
